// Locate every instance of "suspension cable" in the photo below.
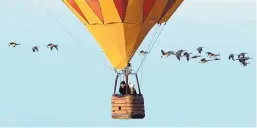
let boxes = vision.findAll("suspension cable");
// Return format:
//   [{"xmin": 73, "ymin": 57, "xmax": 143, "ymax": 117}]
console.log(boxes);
[
  {"xmin": 139, "ymin": 61, "xmax": 144, "ymax": 88},
  {"xmin": 136, "ymin": 23, "xmax": 166, "ymax": 73},
  {"xmin": 137, "ymin": 23, "xmax": 166, "ymax": 89},
  {"xmin": 148, "ymin": 23, "xmax": 166, "ymax": 53},
  {"xmin": 145, "ymin": 24, "xmax": 161, "ymax": 51},
  {"xmin": 36, "ymin": 0, "xmax": 116, "ymax": 72},
  {"xmin": 104, "ymin": 64, "xmax": 116, "ymax": 72},
  {"xmin": 43, "ymin": 7, "xmax": 86, "ymax": 49}
]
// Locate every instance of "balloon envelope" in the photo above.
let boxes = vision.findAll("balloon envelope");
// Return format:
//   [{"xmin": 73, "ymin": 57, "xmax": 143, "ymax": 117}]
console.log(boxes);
[{"xmin": 63, "ymin": 0, "xmax": 183, "ymax": 70}]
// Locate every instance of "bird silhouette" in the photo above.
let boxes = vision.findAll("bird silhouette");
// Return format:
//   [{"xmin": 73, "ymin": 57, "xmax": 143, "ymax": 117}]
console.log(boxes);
[
  {"xmin": 183, "ymin": 52, "xmax": 192, "ymax": 61},
  {"xmin": 197, "ymin": 47, "xmax": 204, "ymax": 54},
  {"xmin": 199, "ymin": 58, "xmax": 212, "ymax": 63},
  {"xmin": 161, "ymin": 50, "xmax": 175, "ymax": 58},
  {"xmin": 139, "ymin": 50, "xmax": 149, "ymax": 56},
  {"xmin": 229, "ymin": 54, "xmax": 236, "ymax": 61},
  {"xmin": 9, "ymin": 41, "xmax": 21, "ymax": 47},
  {"xmin": 206, "ymin": 52, "xmax": 219, "ymax": 58},
  {"xmin": 47, "ymin": 43, "xmax": 58, "ymax": 51},
  {"xmin": 175, "ymin": 49, "xmax": 186, "ymax": 61},
  {"xmin": 32, "ymin": 46, "xmax": 39, "ymax": 52},
  {"xmin": 191, "ymin": 55, "xmax": 201, "ymax": 59},
  {"xmin": 213, "ymin": 58, "xmax": 221, "ymax": 61}
]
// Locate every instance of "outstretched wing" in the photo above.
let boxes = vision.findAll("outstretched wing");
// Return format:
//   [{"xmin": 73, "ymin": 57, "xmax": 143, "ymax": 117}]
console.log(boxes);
[
  {"xmin": 229, "ymin": 55, "xmax": 232, "ymax": 60},
  {"xmin": 176, "ymin": 55, "xmax": 180, "ymax": 61},
  {"xmin": 161, "ymin": 50, "xmax": 165, "ymax": 55},
  {"xmin": 197, "ymin": 48, "xmax": 201, "ymax": 53}
]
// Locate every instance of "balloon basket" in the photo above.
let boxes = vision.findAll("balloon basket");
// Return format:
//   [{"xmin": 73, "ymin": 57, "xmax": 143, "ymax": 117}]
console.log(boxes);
[{"xmin": 111, "ymin": 94, "xmax": 145, "ymax": 119}]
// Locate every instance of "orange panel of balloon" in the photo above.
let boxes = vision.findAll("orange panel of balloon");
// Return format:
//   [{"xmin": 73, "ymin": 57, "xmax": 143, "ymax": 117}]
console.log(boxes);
[{"xmin": 63, "ymin": 0, "xmax": 183, "ymax": 70}]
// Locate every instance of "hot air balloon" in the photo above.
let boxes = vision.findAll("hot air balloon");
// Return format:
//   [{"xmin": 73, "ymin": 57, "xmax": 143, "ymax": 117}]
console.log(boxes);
[{"xmin": 62, "ymin": 0, "xmax": 184, "ymax": 119}]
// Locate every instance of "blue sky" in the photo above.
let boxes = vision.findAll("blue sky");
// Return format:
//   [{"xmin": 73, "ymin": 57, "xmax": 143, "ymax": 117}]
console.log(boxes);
[{"xmin": 0, "ymin": 0, "xmax": 256, "ymax": 127}]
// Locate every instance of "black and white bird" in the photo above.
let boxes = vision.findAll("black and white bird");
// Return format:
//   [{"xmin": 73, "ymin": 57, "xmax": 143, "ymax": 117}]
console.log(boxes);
[
  {"xmin": 229, "ymin": 54, "xmax": 236, "ymax": 61},
  {"xmin": 161, "ymin": 50, "xmax": 175, "ymax": 58},
  {"xmin": 199, "ymin": 58, "xmax": 212, "ymax": 63},
  {"xmin": 175, "ymin": 49, "xmax": 186, "ymax": 61},
  {"xmin": 9, "ymin": 41, "xmax": 21, "ymax": 47},
  {"xmin": 191, "ymin": 55, "xmax": 201, "ymax": 59},
  {"xmin": 47, "ymin": 43, "xmax": 58, "ymax": 51},
  {"xmin": 183, "ymin": 52, "xmax": 192, "ymax": 61},
  {"xmin": 196, "ymin": 47, "xmax": 204, "ymax": 54},
  {"xmin": 32, "ymin": 46, "xmax": 39, "ymax": 52},
  {"xmin": 139, "ymin": 50, "xmax": 149, "ymax": 56},
  {"xmin": 213, "ymin": 58, "xmax": 221, "ymax": 61},
  {"xmin": 206, "ymin": 52, "xmax": 220, "ymax": 58}
]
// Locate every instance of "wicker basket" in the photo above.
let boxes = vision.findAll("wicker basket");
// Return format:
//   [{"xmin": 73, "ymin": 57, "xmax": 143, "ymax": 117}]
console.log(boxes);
[{"xmin": 111, "ymin": 94, "xmax": 145, "ymax": 119}]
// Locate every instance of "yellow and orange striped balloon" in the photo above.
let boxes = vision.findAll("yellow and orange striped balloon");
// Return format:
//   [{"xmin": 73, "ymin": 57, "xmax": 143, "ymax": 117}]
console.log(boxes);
[{"xmin": 63, "ymin": 0, "xmax": 183, "ymax": 70}]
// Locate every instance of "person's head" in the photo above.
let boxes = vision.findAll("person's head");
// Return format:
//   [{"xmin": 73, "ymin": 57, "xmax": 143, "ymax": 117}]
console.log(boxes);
[
  {"xmin": 120, "ymin": 81, "xmax": 125, "ymax": 85},
  {"xmin": 129, "ymin": 83, "xmax": 135, "ymax": 88}
]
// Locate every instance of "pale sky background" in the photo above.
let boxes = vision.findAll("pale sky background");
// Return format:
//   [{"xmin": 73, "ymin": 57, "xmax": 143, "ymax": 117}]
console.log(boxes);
[{"xmin": 0, "ymin": 0, "xmax": 256, "ymax": 127}]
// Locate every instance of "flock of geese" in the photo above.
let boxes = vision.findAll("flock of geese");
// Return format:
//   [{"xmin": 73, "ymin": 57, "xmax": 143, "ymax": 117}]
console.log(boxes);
[
  {"xmin": 8, "ymin": 41, "xmax": 58, "ymax": 52},
  {"xmin": 8, "ymin": 42, "xmax": 252, "ymax": 67},
  {"xmin": 139, "ymin": 47, "xmax": 252, "ymax": 67}
]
